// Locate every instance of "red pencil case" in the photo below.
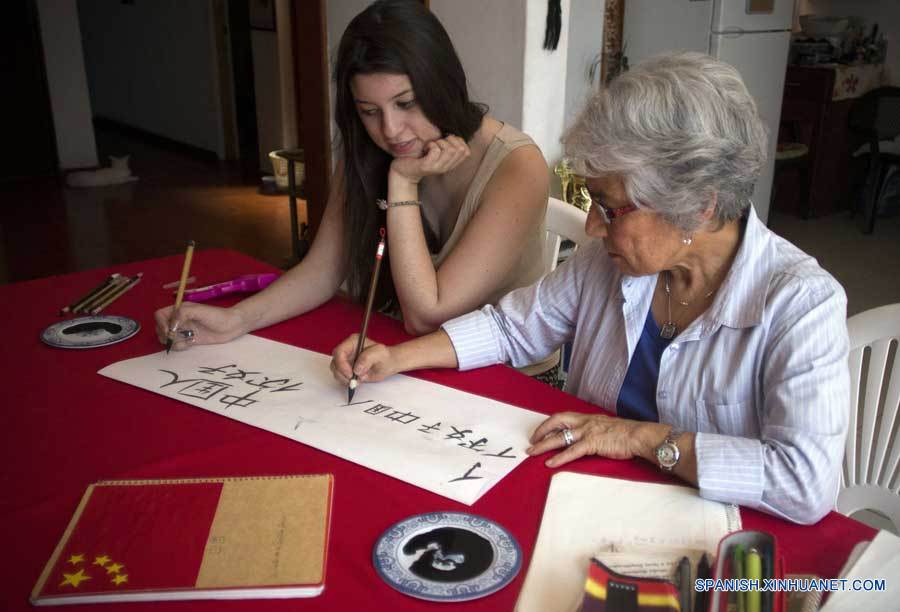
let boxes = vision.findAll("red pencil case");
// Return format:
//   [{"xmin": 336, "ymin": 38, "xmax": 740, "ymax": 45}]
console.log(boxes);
[{"xmin": 706, "ymin": 530, "xmax": 785, "ymax": 612}]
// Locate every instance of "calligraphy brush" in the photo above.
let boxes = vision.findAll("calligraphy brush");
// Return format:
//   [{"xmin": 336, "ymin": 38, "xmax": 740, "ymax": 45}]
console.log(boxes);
[
  {"xmin": 348, "ymin": 228, "xmax": 386, "ymax": 403},
  {"xmin": 166, "ymin": 240, "xmax": 196, "ymax": 355},
  {"xmin": 74, "ymin": 275, "xmax": 129, "ymax": 314},
  {"xmin": 60, "ymin": 273, "xmax": 120, "ymax": 316},
  {"xmin": 90, "ymin": 273, "xmax": 143, "ymax": 315}
]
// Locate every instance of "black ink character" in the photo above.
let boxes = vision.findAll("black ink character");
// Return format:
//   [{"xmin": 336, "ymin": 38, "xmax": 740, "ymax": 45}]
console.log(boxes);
[
  {"xmin": 268, "ymin": 381, "xmax": 303, "ymax": 392},
  {"xmin": 364, "ymin": 403, "xmax": 392, "ymax": 415},
  {"xmin": 218, "ymin": 389, "xmax": 261, "ymax": 409},
  {"xmin": 384, "ymin": 410, "xmax": 419, "ymax": 425},
  {"xmin": 483, "ymin": 446, "xmax": 517, "ymax": 459},
  {"xmin": 158, "ymin": 370, "xmax": 231, "ymax": 400},
  {"xmin": 341, "ymin": 399, "xmax": 374, "ymax": 407},
  {"xmin": 402, "ymin": 527, "xmax": 494, "ymax": 582},
  {"xmin": 445, "ymin": 426, "xmax": 472, "ymax": 441},
  {"xmin": 449, "ymin": 462, "xmax": 484, "ymax": 483},
  {"xmin": 63, "ymin": 321, "xmax": 122, "ymax": 336},
  {"xmin": 459, "ymin": 437, "xmax": 488, "ymax": 451},
  {"xmin": 197, "ymin": 364, "xmax": 237, "ymax": 375}
]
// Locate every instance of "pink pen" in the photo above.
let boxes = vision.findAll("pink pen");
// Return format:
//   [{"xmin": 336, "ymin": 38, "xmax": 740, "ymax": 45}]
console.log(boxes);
[{"xmin": 181, "ymin": 273, "xmax": 279, "ymax": 303}]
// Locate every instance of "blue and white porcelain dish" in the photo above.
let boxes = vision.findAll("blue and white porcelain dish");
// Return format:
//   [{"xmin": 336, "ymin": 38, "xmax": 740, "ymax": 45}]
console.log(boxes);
[
  {"xmin": 41, "ymin": 316, "xmax": 140, "ymax": 349},
  {"xmin": 373, "ymin": 511, "xmax": 522, "ymax": 602}
]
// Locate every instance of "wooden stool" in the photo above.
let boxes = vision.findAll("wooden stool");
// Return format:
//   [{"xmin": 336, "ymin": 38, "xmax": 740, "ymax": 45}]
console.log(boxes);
[
  {"xmin": 272, "ymin": 148, "xmax": 308, "ymax": 263},
  {"xmin": 771, "ymin": 142, "xmax": 811, "ymax": 219}
]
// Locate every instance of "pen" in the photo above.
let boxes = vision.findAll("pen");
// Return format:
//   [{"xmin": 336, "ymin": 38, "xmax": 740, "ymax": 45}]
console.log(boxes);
[
  {"xmin": 694, "ymin": 553, "xmax": 710, "ymax": 612},
  {"xmin": 348, "ymin": 228, "xmax": 386, "ymax": 403},
  {"xmin": 733, "ymin": 544, "xmax": 746, "ymax": 612},
  {"xmin": 746, "ymin": 548, "xmax": 762, "ymax": 612},
  {"xmin": 675, "ymin": 555, "xmax": 691, "ymax": 612},
  {"xmin": 761, "ymin": 546, "xmax": 773, "ymax": 612},
  {"xmin": 166, "ymin": 240, "xmax": 196, "ymax": 355}
]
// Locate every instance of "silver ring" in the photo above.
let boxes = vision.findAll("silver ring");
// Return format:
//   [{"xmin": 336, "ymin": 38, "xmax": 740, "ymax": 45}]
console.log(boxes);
[
  {"xmin": 561, "ymin": 428, "xmax": 575, "ymax": 447},
  {"xmin": 178, "ymin": 329, "xmax": 194, "ymax": 339}
]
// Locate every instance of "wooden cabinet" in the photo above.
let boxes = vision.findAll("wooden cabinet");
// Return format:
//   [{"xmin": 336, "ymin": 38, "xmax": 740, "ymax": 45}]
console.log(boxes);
[{"xmin": 775, "ymin": 65, "xmax": 854, "ymax": 217}]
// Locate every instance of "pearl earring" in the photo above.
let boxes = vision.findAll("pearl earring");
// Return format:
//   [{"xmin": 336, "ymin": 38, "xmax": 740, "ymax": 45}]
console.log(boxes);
[{"xmin": 682, "ymin": 235, "xmax": 693, "ymax": 246}]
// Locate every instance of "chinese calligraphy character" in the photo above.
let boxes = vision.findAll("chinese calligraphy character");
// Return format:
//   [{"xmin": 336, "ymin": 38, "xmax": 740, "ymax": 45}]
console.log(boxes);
[
  {"xmin": 449, "ymin": 462, "xmax": 484, "ymax": 483},
  {"xmin": 384, "ymin": 410, "xmax": 420, "ymax": 425},
  {"xmin": 219, "ymin": 389, "xmax": 261, "ymax": 409},
  {"xmin": 364, "ymin": 403, "xmax": 393, "ymax": 415},
  {"xmin": 458, "ymin": 437, "xmax": 488, "ymax": 452},
  {"xmin": 445, "ymin": 426, "xmax": 472, "ymax": 441}
]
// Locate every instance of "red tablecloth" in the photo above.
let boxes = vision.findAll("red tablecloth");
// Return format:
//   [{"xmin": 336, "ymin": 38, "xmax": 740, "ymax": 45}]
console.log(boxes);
[{"xmin": 1, "ymin": 249, "xmax": 876, "ymax": 611}]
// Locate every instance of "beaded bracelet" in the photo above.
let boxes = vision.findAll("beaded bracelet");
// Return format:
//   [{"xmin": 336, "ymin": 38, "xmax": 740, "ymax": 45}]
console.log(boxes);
[{"xmin": 376, "ymin": 199, "xmax": 421, "ymax": 210}]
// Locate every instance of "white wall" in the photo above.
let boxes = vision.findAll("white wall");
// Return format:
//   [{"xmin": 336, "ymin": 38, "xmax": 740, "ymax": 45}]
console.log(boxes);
[
  {"xmin": 798, "ymin": 0, "xmax": 899, "ymax": 85},
  {"xmin": 78, "ymin": 0, "xmax": 224, "ymax": 157},
  {"xmin": 565, "ymin": 0, "xmax": 605, "ymax": 129},
  {"xmin": 432, "ymin": 0, "xmax": 526, "ymax": 129},
  {"xmin": 522, "ymin": 0, "xmax": 570, "ymax": 166},
  {"xmin": 36, "ymin": 0, "xmax": 98, "ymax": 169}
]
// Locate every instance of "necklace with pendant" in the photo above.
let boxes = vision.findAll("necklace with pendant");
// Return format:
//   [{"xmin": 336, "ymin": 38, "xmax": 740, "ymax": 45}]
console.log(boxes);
[{"xmin": 660, "ymin": 270, "xmax": 715, "ymax": 340}]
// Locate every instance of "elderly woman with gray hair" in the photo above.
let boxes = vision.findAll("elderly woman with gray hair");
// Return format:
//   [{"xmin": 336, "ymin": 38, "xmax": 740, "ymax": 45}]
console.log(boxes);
[{"xmin": 330, "ymin": 52, "xmax": 849, "ymax": 525}]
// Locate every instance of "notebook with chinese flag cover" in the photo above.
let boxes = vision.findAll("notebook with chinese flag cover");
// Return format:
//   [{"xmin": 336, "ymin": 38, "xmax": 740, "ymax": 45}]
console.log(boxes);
[{"xmin": 30, "ymin": 474, "xmax": 333, "ymax": 605}]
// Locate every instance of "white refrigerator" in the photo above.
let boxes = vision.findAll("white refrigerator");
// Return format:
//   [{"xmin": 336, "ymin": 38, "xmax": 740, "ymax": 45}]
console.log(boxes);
[{"xmin": 623, "ymin": 0, "xmax": 794, "ymax": 223}]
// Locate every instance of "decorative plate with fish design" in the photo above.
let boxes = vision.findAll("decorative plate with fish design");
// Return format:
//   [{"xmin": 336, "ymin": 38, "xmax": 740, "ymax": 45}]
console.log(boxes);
[
  {"xmin": 41, "ymin": 316, "xmax": 140, "ymax": 349},
  {"xmin": 373, "ymin": 511, "xmax": 521, "ymax": 602}
]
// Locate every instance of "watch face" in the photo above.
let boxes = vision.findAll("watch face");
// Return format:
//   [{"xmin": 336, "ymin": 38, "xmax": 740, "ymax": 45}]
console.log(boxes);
[{"xmin": 656, "ymin": 443, "xmax": 678, "ymax": 468}]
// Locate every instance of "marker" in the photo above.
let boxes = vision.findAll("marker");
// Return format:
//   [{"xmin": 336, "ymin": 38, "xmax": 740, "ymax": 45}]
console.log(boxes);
[{"xmin": 746, "ymin": 548, "xmax": 762, "ymax": 612}]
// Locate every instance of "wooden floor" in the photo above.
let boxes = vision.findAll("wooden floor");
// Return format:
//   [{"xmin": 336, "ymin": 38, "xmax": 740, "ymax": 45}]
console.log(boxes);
[{"xmin": 0, "ymin": 127, "xmax": 306, "ymax": 285}]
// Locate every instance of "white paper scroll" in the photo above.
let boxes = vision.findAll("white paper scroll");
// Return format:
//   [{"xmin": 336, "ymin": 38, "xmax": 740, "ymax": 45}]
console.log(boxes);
[{"xmin": 99, "ymin": 334, "xmax": 546, "ymax": 505}]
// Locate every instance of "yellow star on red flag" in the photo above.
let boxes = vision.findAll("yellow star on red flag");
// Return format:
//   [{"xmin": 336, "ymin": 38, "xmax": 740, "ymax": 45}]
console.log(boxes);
[
  {"xmin": 60, "ymin": 569, "xmax": 91, "ymax": 588},
  {"xmin": 105, "ymin": 562, "xmax": 124, "ymax": 575},
  {"xmin": 92, "ymin": 554, "xmax": 111, "ymax": 567},
  {"xmin": 67, "ymin": 554, "xmax": 85, "ymax": 565},
  {"xmin": 111, "ymin": 573, "xmax": 129, "ymax": 586}
]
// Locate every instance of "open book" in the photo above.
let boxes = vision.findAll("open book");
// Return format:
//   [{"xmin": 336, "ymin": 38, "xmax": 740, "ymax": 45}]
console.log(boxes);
[
  {"xmin": 819, "ymin": 529, "xmax": 900, "ymax": 611},
  {"xmin": 515, "ymin": 472, "xmax": 741, "ymax": 612},
  {"xmin": 31, "ymin": 475, "xmax": 333, "ymax": 605}
]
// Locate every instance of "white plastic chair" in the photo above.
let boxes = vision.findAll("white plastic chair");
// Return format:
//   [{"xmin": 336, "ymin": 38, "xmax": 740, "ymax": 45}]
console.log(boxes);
[
  {"xmin": 838, "ymin": 303, "xmax": 900, "ymax": 531},
  {"xmin": 543, "ymin": 197, "xmax": 590, "ymax": 273}
]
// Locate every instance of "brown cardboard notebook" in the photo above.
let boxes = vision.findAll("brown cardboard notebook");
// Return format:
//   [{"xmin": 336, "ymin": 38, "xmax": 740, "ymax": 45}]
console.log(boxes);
[{"xmin": 31, "ymin": 474, "xmax": 333, "ymax": 605}]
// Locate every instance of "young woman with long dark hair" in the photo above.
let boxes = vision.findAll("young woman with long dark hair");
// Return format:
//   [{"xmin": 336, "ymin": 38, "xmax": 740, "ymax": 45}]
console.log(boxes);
[{"xmin": 155, "ymin": 0, "xmax": 548, "ymax": 349}]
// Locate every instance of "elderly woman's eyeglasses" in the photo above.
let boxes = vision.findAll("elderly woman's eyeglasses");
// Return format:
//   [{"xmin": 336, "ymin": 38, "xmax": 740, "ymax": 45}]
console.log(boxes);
[{"xmin": 588, "ymin": 194, "xmax": 638, "ymax": 224}]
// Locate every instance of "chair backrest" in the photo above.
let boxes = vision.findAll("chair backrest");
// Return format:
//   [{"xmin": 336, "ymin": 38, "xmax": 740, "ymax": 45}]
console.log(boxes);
[
  {"xmin": 838, "ymin": 302, "xmax": 900, "ymax": 531},
  {"xmin": 543, "ymin": 197, "xmax": 590, "ymax": 274},
  {"xmin": 848, "ymin": 86, "xmax": 900, "ymax": 148}
]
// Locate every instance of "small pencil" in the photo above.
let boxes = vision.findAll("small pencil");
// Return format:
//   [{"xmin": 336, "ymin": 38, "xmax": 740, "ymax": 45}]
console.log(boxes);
[
  {"xmin": 75, "ymin": 275, "xmax": 130, "ymax": 314},
  {"xmin": 60, "ymin": 273, "xmax": 120, "ymax": 315},
  {"xmin": 348, "ymin": 228, "xmax": 386, "ymax": 403},
  {"xmin": 162, "ymin": 276, "xmax": 195, "ymax": 290},
  {"xmin": 90, "ymin": 273, "xmax": 143, "ymax": 315},
  {"xmin": 166, "ymin": 240, "xmax": 196, "ymax": 354}
]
